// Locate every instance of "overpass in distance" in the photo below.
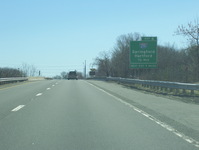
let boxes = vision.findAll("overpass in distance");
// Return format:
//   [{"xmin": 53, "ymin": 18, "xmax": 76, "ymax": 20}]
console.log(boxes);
[{"xmin": 0, "ymin": 79, "xmax": 198, "ymax": 149}]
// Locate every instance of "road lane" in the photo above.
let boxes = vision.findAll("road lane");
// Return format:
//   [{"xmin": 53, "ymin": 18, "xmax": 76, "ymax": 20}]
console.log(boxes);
[
  {"xmin": 0, "ymin": 80, "xmax": 198, "ymax": 149},
  {"xmin": 0, "ymin": 80, "xmax": 58, "ymax": 120}
]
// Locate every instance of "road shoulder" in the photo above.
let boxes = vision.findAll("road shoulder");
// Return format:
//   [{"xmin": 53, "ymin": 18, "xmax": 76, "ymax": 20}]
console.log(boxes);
[{"xmin": 86, "ymin": 80, "xmax": 199, "ymax": 142}]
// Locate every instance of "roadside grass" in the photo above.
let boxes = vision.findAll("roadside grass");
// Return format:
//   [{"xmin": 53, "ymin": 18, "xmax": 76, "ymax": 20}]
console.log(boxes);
[{"xmin": 113, "ymin": 82, "xmax": 199, "ymax": 104}]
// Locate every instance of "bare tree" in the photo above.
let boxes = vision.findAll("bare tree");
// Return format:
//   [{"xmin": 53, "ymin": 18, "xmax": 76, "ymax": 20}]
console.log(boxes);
[
  {"xmin": 21, "ymin": 63, "xmax": 38, "ymax": 77},
  {"xmin": 111, "ymin": 33, "xmax": 141, "ymax": 77},
  {"xmin": 0, "ymin": 67, "xmax": 24, "ymax": 77},
  {"xmin": 176, "ymin": 19, "xmax": 199, "ymax": 46},
  {"xmin": 94, "ymin": 33, "xmax": 142, "ymax": 78},
  {"xmin": 176, "ymin": 19, "xmax": 199, "ymax": 81},
  {"xmin": 29, "ymin": 65, "xmax": 37, "ymax": 76},
  {"xmin": 95, "ymin": 51, "xmax": 111, "ymax": 77},
  {"xmin": 61, "ymin": 71, "xmax": 67, "ymax": 79}
]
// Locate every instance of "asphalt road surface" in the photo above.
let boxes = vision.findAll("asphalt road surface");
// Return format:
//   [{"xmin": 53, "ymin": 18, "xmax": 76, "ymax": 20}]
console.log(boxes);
[{"xmin": 0, "ymin": 80, "xmax": 198, "ymax": 150}]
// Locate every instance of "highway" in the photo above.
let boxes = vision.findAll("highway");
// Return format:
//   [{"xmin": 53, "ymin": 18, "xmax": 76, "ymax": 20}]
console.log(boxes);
[{"xmin": 0, "ymin": 80, "xmax": 198, "ymax": 150}]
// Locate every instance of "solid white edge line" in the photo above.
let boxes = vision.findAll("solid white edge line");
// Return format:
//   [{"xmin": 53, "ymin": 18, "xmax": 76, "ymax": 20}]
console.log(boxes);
[
  {"xmin": 86, "ymin": 81, "xmax": 199, "ymax": 148},
  {"xmin": 12, "ymin": 105, "xmax": 25, "ymax": 112}
]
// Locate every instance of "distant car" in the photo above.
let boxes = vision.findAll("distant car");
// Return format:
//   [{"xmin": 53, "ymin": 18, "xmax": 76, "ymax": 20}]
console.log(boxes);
[{"xmin": 67, "ymin": 71, "xmax": 78, "ymax": 80}]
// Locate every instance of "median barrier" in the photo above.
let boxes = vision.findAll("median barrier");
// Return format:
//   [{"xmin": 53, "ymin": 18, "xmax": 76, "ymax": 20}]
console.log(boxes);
[{"xmin": 0, "ymin": 77, "xmax": 28, "ymax": 85}]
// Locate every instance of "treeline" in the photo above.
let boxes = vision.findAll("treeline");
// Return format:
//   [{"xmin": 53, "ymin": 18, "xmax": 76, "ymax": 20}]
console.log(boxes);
[
  {"xmin": 94, "ymin": 32, "xmax": 199, "ymax": 83},
  {"xmin": 0, "ymin": 63, "xmax": 38, "ymax": 78},
  {"xmin": 0, "ymin": 67, "xmax": 24, "ymax": 78}
]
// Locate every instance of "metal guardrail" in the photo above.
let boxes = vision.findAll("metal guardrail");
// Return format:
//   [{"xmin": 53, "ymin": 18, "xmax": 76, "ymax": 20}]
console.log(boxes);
[
  {"xmin": 0, "ymin": 77, "xmax": 28, "ymax": 85},
  {"xmin": 89, "ymin": 77, "xmax": 199, "ymax": 94},
  {"xmin": 107, "ymin": 77, "xmax": 199, "ymax": 91}
]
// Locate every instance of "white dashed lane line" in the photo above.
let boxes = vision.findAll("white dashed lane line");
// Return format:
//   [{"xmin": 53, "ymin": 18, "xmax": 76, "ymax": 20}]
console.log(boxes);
[
  {"xmin": 11, "ymin": 105, "xmax": 25, "ymax": 112},
  {"xmin": 36, "ymin": 93, "xmax": 43, "ymax": 96},
  {"xmin": 11, "ymin": 84, "xmax": 56, "ymax": 113}
]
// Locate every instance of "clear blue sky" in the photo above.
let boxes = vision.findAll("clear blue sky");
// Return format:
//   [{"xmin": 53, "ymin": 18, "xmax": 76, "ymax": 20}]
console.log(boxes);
[{"xmin": 0, "ymin": 0, "xmax": 198, "ymax": 77}]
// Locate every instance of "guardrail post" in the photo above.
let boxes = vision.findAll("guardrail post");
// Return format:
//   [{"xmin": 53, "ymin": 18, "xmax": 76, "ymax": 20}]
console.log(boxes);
[
  {"xmin": 160, "ymin": 87, "xmax": 163, "ymax": 91},
  {"xmin": 183, "ymin": 89, "xmax": 186, "ymax": 94},
  {"xmin": 170, "ymin": 88, "xmax": 173, "ymax": 92},
  {"xmin": 176, "ymin": 89, "xmax": 180, "ymax": 94},
  {"xmin": 191, "ymin": 90, "xmax": 194, "ymax": 95}
]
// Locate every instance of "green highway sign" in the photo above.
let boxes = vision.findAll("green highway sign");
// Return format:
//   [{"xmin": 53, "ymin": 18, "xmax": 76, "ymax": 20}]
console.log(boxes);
[
  {"xmin": 141, "ymin": 37, "xmax": 157, "ymax": 41},
  {"xmin": 130, "ymin": 38, "xmax": 157, "ymax": 69}
]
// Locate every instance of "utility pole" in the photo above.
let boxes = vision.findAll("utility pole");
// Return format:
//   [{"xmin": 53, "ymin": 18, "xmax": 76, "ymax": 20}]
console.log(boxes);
[{"xmin": 84, "ymin": 60, "xmax": 86, "ymax": 78}]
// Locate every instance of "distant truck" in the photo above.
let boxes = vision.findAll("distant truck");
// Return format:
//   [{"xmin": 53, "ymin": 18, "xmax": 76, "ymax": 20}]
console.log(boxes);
[{"xmin": 67, "ymin": 71, "xmax": 78, "ymax": 80}]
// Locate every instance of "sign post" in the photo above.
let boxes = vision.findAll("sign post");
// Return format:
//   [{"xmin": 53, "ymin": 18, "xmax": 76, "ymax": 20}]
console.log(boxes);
[{"xmin": 130, "ymin": 37, "xmax": 157, "ymax": 69}]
